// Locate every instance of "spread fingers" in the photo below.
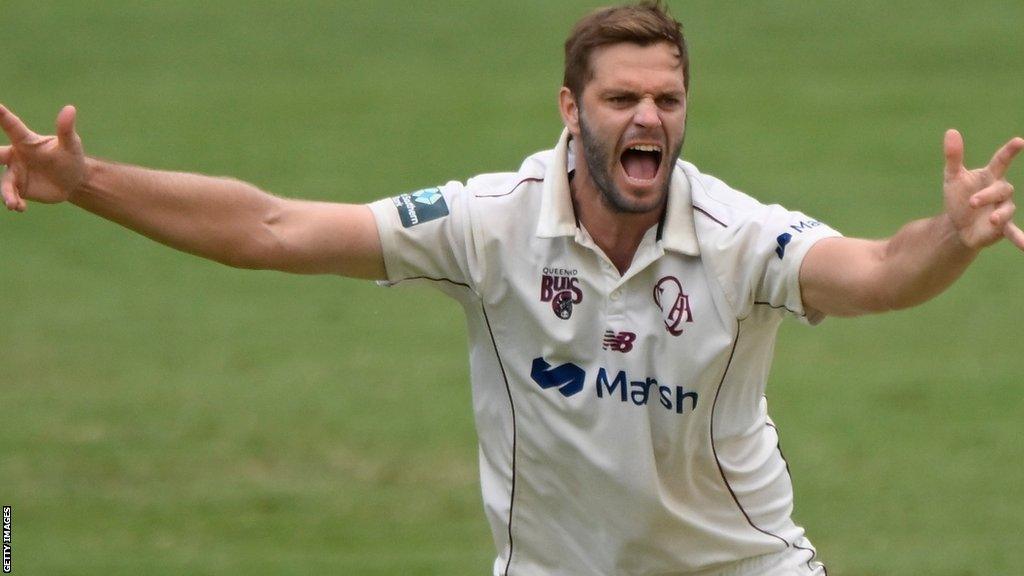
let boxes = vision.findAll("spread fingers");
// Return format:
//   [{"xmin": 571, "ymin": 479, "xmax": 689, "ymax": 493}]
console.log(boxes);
[{"xmin": 970, "ymin": 181, "xmax": 1014, "ymax": 208}]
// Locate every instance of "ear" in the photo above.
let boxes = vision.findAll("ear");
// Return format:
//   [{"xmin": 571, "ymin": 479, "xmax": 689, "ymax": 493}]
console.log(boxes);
[{"xmin": 559, "ymin": 87, "xmax": 581, "ymax": 137}]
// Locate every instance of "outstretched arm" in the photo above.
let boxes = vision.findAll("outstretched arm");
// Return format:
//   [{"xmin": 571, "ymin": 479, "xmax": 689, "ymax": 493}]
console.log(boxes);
[
  {"xmin": 0, "ymin": 104, "xmax": 385, "ymax": 279},
  {"xmin": 800, "ymin": 130, "xmax": 1024, "ymax": 317}
]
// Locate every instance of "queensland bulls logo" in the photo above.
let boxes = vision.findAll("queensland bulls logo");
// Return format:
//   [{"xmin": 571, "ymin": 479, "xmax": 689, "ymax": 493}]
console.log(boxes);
[
  {"xmin": 653, "ymin": 276, "xmax": 694, "ymax": 336},
  {"xmin": 540, "ymin": 268, "xmax": 584, "ymax": 320},
  {"xmin": 552, "ymin": 291, "xmax": 574, "ymax": 319}
]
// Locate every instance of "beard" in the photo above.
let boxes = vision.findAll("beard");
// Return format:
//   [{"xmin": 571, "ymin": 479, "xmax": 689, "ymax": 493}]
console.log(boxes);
[{"xmin": 577, "ymin": 110, "xmax": 685, "ymax": 215}]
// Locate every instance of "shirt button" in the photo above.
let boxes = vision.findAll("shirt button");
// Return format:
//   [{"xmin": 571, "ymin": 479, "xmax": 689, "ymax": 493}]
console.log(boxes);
[{"xmin": 610, "ymin": 290, "xmax": 622, "ymax": 301}]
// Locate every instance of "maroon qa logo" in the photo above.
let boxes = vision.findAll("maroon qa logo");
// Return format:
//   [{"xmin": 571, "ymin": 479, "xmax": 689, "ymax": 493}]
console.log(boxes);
[
  {"xmin": 653, "ymin": 276, "xmax": 694, "ymax": 336},
  {"xmin": 540, "ymin": 268, "xmax": 583, "ymax": 320}
]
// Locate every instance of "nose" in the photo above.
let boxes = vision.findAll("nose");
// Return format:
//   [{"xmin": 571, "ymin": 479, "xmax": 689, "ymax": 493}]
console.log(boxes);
[{"xmin": 633, "ymin": 97, "xmax": 661, "ymax": 129}]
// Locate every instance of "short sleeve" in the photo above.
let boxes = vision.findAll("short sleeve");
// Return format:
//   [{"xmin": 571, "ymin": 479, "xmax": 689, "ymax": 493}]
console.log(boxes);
[
  {"xmin": 717, "ymin": 204, "xmax": 842, "ymax": 324},
  {"xmin": 368, "ymin": 181, "xmax": 479, "ymax": 293}
]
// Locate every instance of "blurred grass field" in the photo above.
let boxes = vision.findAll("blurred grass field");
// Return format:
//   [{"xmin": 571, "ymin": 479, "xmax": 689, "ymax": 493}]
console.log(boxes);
[{"xmin": 2, "ymin": 1, "xmax": 1023, "ymax": 574}]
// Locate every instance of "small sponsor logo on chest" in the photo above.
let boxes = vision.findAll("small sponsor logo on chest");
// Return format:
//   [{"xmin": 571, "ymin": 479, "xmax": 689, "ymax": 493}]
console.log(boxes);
[
  {"xmin": 602, "ymin": 330, "xmax": 637, "ymax": 353},
  {"xmin": 540, "ymin": 267, "xmax": 583, "ymax": 320}
]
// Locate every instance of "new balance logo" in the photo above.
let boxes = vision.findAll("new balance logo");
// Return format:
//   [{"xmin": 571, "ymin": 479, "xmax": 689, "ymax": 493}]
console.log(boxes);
[
  {"xmin": 602, "ymin": 330, "xmax": 636, "ymax": 353},
  {"xmin": 530, "ymin": 358, "xmax": 586, "ymax": 397}
]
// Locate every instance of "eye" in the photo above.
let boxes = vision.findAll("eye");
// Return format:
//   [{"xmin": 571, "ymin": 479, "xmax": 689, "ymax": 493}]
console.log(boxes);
[
  {"xmin": 606, "ymin": 94, "xmax": 635, "ymax": 106},
  {"xmin": 657, "ymin": 96, "xmax": 683, "ymax": 110}
]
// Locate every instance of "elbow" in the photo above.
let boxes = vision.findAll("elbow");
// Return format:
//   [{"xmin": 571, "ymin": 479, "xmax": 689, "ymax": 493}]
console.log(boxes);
[
  {"xmin": 219, "ymin": 202, "xmax": 288, "ymax": 271},
  {"xmin": 821, "ymin": 277, "xmax": 900, "ymax": 318},
  {"xmin": 846, "ymin": 245, "xmax": 908, "ymax": 315},
  {"xmin": 826, "ymin": 292, "xmax": 893, "ymax": 318},
  {"xmin": 211, "ymin": 236, "xmax": 280, "ymax": 270},
  {"xmin": 887, "ymin": 290, "xmax": 930, "ymax": 313},
  {"xmin": 220, "ymin": 247, "xmax": 274, "ymax": 271},
  {"xmin": 852, "ymin": 282, "xmax": 905, "ymax": 315},
  {"xmin": 858, "ymin": 281, "xmax": 925, "ymax": 315}
]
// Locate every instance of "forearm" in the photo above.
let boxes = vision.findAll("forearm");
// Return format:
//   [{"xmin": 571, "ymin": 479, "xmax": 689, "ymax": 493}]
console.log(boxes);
[
  {"xmin": 801, "ymin": 214, "xmax": 980, "ymax": 317},
  {"xmin": 877, "ymin": 214, "xmax": 979, "ymax": 310},
  {"xmin": 71, "ymin": 158, "xmax": 284, "ymax": 269}
]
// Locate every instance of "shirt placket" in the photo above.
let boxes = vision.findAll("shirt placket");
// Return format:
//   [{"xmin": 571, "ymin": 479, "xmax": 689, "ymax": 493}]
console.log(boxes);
[{"xmin": 576, "ymin": 226, "xmax": 665, "ymax": 329}]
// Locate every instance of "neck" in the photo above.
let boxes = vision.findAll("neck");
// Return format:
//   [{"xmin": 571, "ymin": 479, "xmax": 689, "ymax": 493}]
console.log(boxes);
[{"xmin": 570, "ymin": 174, "xmax": 664, "ymax": 275}]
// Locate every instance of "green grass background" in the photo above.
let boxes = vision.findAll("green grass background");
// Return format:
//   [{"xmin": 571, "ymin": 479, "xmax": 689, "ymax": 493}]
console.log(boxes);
[{"xmin": 2, "ymin": 1, "xmax": 1023, "ymax": 574}]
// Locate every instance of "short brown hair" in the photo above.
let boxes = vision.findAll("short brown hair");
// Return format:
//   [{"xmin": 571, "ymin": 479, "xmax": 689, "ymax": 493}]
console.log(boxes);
[{"xmin": 563, "ymin": 1, "xmax": 689, "ymax": 97}]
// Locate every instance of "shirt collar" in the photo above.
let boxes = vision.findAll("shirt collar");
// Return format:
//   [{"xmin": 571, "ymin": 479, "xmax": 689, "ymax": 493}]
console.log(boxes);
[{"xmin": 536, "ymin": 128, "xmax": 700, "ymax": 256}]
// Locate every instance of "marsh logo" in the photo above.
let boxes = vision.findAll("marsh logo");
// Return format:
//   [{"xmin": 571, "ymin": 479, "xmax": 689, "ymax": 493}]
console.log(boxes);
[
  {"xmin": 392, "ymin": 187, "xmax": 449, "ymax": 228},
  {"xmin": 530, "ymin": 358, "xmax": 586, "ymax": 397},
  {"xmin": 653, "ymin": 276, "xmax": 693, "ymax": 336},
  {"xmin": 776, "ymin": 219, "xmax": 821, "ymax": 259},
  {"xmin": 775, "ymin": 233, "xmax": 792, "ymax": 259},
  {"xmin": 530, "ymin": 356, "xmax": 699, "ymax": 415},
  {"xmin": 790, "ymin": 219, "xmax": 821, "ymax": 234}
]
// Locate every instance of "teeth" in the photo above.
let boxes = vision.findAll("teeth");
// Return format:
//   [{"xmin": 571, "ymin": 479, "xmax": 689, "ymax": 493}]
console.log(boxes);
[{"xmin": 629, "ymin": 144, "xmax": 662, "ymax": 152}]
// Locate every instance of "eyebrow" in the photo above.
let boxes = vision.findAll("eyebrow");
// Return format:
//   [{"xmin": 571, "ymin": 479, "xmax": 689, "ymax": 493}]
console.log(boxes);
[{"xmin": 599, "ymin": 88, "xmax": 685, "ymax": 98}]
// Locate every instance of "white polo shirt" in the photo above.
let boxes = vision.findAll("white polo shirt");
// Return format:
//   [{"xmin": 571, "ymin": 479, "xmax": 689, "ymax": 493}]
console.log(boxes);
[{"xmin": 369, "ymin": 130, "xmax": 841, "ymax": 575}]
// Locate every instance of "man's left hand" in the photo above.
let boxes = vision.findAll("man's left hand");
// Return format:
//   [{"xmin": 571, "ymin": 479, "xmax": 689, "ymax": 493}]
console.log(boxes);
[{"xmin": 943, "ymin": 129, "xmax": 1024, "ymax": 250}]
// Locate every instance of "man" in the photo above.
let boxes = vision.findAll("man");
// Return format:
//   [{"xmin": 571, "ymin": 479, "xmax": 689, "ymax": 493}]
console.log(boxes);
[{"xmin": 1, "ymin": 2, "xmax": 1021, "ymax": 575}]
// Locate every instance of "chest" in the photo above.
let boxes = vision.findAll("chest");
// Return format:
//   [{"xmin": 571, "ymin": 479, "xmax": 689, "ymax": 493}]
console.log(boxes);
[{"xmin": 486, "ymin": 239, "xmax": 736, "ymax": 394}]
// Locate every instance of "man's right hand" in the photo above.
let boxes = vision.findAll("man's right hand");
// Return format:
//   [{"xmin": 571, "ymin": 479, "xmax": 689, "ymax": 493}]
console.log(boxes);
[{"xmin": 0, "ymin": 104, "xmax": 87, "ymax": 211}]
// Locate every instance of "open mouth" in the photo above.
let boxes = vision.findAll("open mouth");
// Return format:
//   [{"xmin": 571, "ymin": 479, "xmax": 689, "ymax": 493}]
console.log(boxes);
[{"xmin": 620, "ymin": 144, "xmax": 663, "ymax": 184}]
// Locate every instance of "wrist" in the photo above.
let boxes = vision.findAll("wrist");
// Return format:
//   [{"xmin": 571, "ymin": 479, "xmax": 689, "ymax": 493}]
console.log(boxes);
[
  {"xmin": 69, "ymin": 157, "xmax": 100, "ymax": 205},
  {"xmin": 940, "ymin": 213, "xmax": 983, "ymax": 255}
]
